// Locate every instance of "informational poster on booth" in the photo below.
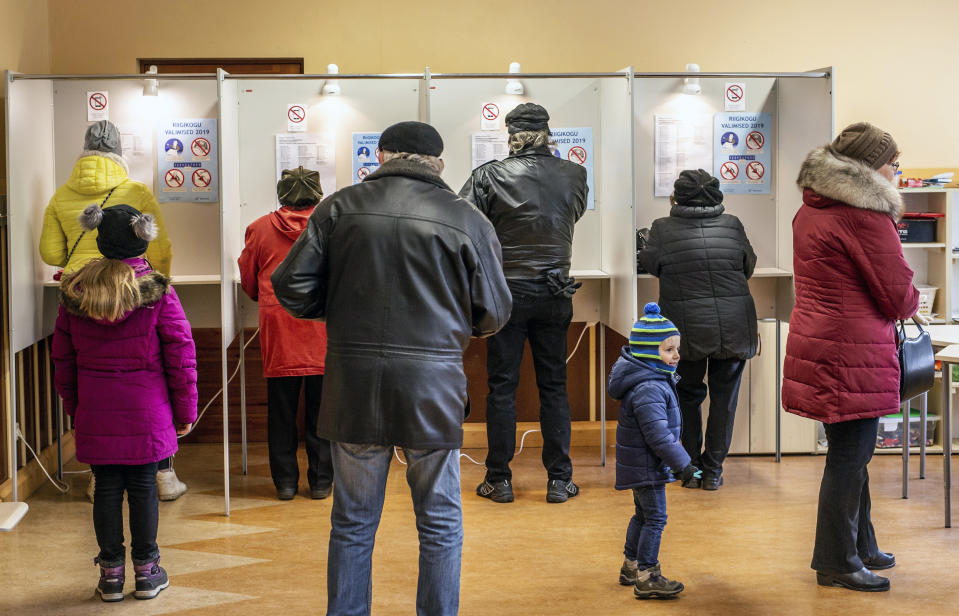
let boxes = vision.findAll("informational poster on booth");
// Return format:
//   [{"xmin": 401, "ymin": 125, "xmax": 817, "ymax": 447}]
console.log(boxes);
[
  {"xmin": 156, "ymin": 119, "xmax": 218, "ymax": 203},
  {"xmin": 275, "ymin": 133, "xmax": 336, "ymax": 208},
  {"xmin": 470, "ymin": 132, "xmax": 509, "ymax": 169},
  {"xmin": 654, "ymin": 114, "xmax": 713, "ymax": 197},
  {"xmin": 551, "ymin": 127, "xmax": 595, "ymax": 211},
  {"xmin": 713, "ymin": 112, "xmax": 771, "ymax": 195},
  {"xmin": 352, "ymin": 132, "xmax": 381, "ymax": 184}
]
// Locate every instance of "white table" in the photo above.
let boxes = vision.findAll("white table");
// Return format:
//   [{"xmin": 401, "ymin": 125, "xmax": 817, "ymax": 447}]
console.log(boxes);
[{"xmin": 934, "ymin": 343, "xmax": 958, "ymax": 528}]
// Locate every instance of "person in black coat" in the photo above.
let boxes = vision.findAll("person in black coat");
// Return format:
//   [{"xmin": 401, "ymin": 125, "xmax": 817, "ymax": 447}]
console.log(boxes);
[
  {"xmin": 638, "ymin": 169, "xmax": 757, "ymax": 490},
  {"xmin": 459, "ymin": 103, "xmax": 588, "ymax": 504}
]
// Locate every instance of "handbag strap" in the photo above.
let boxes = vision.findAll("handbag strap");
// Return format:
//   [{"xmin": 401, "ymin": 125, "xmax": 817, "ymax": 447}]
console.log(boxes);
[
  {"xmin": 898, "ymin": 317, "xmax": 927, "ymax": 344},
  {"xmin": 63, "ymin": 185, "xmax": 118, "ymax": 266}
]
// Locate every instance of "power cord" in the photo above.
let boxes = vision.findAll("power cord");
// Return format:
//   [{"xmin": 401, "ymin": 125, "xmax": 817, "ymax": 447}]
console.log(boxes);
[
  {"xmin": 395, "ymin": 322, "xmax": 596, "ymax": 467},
  {"xmin": 15, "ymin": 425, "xmax": 70, "ymax": 494},
  {"xmin": 177, "ymin": 328, "xmax": 259, "ymax": 439}
]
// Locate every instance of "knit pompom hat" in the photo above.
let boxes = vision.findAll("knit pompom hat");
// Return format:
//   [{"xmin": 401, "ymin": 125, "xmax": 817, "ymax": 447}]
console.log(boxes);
[
  {"xmin": 630, "ymin": 302, "xmax": 680, "ymax": 373},
  {"xmin": 79, "ymin": 203, "xmax": 157, "ymax": 260}
]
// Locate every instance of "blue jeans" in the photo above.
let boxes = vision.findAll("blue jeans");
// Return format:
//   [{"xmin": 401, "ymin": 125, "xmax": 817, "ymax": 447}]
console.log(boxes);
[
  {"xmin": 624, "ymin": 485, "xmax": 667, "ymax": 569},
  {"xmin": 326, "ymin": 443, "xmax": 463, "ymax": 616}
]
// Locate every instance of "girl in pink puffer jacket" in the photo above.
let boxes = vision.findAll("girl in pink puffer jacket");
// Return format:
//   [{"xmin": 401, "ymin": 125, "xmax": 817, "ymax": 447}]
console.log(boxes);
[{"xmin": 52, "ymin": 203, "xmax": 197, "ymax": 603}]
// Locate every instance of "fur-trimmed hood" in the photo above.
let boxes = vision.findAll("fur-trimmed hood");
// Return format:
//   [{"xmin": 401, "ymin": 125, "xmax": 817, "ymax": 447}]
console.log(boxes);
[
  {"xmin": 796, "ymin": 146, "xmax": 903, "ymax": 220},
  {"xmin": 59, "ymin": 268, "xmax": 171, "ymax": 320}
]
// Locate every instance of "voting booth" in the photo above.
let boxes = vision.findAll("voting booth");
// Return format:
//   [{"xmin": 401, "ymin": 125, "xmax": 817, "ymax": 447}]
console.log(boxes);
[
  {"xmin": 3, "ymin": 71, "xmax": 233, "ymax": 509},
  {"xmin": 3, "ymin": 67, "xmax": 834, "ymax": 516},
  {"xmin": 632, "ymin": 69, "xmax": 834, "ymax": 455}
]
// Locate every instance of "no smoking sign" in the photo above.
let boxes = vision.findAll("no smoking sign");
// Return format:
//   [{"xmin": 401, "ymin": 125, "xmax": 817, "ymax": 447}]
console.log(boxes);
[{"xmin": 720, "ymin": 162, "xmax": 739, "ymax": 181}]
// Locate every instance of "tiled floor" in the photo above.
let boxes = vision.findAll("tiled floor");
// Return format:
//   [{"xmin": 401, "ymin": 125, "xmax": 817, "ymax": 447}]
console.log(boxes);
[{"xmin": 2, "ymin": 443, "xmax": 957, "ymax": 615}]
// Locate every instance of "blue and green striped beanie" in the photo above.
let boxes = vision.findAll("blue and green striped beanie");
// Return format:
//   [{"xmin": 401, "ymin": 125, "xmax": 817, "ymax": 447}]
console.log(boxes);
[{"xmin": 630, "ymin": 302, "xmax": 680, "ymax": 373}]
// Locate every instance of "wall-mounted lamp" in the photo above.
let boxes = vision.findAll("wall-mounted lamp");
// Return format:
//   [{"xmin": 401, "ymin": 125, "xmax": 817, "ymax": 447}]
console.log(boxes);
[
  {"xmin": 322, "ymin": 63, "xmax": 341, "ymax": 95},
  {"xmin": 683, "ymin": 63, "xmax": 701, "ymax": 95},
  {"xmin": 505, "ymin": 61, "xmax": 524, "ymax": 95},
  {"xmin": 143, "ymin": 64, "xmax": 158, "ymax": 96}
]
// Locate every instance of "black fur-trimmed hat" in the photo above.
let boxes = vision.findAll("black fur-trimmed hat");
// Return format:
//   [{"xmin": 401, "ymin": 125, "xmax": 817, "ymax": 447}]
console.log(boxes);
[{"xmin": 79, "ymin": 203, "xmax": 158, "ymax": 260}]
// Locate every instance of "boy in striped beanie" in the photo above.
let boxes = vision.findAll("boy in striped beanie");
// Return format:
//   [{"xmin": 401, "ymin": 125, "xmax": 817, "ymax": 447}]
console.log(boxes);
[
  {"xmin": 630, "ymin": 302, "xmax": 681, "ymax": 373},
  {"xmin": 607, "ymin": 302, "xmax": 699, "ymax": 598}
]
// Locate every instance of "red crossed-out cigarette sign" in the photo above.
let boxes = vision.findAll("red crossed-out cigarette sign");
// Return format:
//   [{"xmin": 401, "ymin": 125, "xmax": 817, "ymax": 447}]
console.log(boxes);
[
  {"xmin": 192, "ymin": 168, "xmax": 212, "ymax": 187},
  {"xmin": 745, "ymin": 131, "xmax": 764, "ymax": 150},
  {"xmin": 191, "ymin": 137, "xmax": 211, "ymax": 157},
  {"xmin": 745, "ymin": 161, "xmax": 765, "ymax": 181},
  {"xmin": 720, "ymin": 161, "xmax": 739, "ymax": 181},
  {"xmin": 288, "ymin": 105, "xmax": 306, "ymax": 123},
  {"xmin": 165, "ymin": 169, "xmax": 185, "ymax": 188},
  {"xmin": 567, "ymin": 146, "xmax": 587, "ymax": 165},
  {"xmin": 482, "ymin": 103, "xmax": 500, "ymax": 121}
]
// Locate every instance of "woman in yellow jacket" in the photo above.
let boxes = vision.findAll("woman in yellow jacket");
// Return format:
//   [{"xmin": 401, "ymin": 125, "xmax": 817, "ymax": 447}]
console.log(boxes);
[
  {"xmin": 41, "ymin": 120, "xmax": 184, "ymax": 501},
  {"xmin": 40, "ymin": 120, "xmax": 172, "ymax": 276}
]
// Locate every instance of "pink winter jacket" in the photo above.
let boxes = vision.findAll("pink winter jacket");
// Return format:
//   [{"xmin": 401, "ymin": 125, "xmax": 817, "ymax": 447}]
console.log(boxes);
[{"xmin": 52, "ymin": 258, "xmax": 198, "ymax": 465}]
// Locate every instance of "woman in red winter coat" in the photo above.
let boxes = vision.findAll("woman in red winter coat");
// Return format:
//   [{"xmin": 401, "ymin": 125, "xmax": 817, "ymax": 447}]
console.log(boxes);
[
  {"xmin": 783, "ymin": 123, "xmax": 920, "ymax": 592},
  {"xmin": 238, "ymin": 167, "xmax": 333, "ymax": 501}
]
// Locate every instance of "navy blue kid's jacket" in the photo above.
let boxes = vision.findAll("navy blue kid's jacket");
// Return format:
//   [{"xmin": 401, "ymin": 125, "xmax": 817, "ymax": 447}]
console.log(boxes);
[{"xmin": 608, "ymin": 346, "xmax": 691, "ymax": 489}]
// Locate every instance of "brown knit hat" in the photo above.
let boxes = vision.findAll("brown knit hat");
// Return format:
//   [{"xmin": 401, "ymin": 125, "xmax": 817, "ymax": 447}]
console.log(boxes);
[
  {"xmin": 830, "ymin": 122, "xmax": 899, "ymax": 170},
  {"xmin": 277, "ymin": 166, "xmax": 323, "ymax": 208}
]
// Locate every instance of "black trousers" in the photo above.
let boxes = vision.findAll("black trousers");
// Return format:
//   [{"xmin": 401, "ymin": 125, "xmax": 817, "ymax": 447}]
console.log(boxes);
[
  {"xmin": 676, "ymin": 357, "xmax": 746, "ymax": 477},
  {"xmin": 484, "ymin": 294, "xmax": 573, "ymax": 483},
  {"xmin": 91, "ymin": 463, "xmax": 159, "ymax": 567},
  {"xmin": 812, "ymin": 417, "xmax": 881, "ymax": 574},
  {"xmin": 267, "ymin": 375, "xmax": 334, "ymax": 491}
]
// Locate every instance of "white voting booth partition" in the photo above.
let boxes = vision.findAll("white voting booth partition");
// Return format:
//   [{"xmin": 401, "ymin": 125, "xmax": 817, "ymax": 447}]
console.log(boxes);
[
  {"xmin": 2, "ymin": 72, "xmax": 241, "ymax": 515},
  {"xmin": 224, "ymin": 71, "xmax": 426, "ymax": 477},
  {"xmin": 427, "ymin": 70, "xmax": 636, "ymax": 464},
  {"xmin": 632, "ymin": 70, "xmax": 834, "ymax": 457}
]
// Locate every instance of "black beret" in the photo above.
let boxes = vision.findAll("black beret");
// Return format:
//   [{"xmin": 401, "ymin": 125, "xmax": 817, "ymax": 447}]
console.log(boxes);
[
  {"xmin": 505, "ymin": 103, "xmax": 550, "ymax": 134},
  {"xmin": 673, "ymin": 169, "xmax": 724, "ymax": 207},
  {"xmin": 378, "ymin": 121, "xmax": 443, "ymax": 157}
]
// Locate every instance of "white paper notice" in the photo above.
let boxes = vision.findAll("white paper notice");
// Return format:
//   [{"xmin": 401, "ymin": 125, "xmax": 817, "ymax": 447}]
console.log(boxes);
[
  {"xmin": 286, "ymin": 104, "xmax": 308, "ymax": 132},
  {"xmin": 654, "ymin": 114, "xmax": 713, "ymax": 197},
  {"xmin": 724, "ymin": 82, "xmax": 746, "ymax": 111},
  {"xmin": 471, "ymin": 132, "xmax": 509, "ymax": 169},
  {"xmin": 275, "ymin": 133, "xmax": 336, "ymax": 208},
  {"xmin": 87, "ymin": 91, "xmax": 109, "ymax": 121},
  {"xmin": 118, "ymin": 125, "xmax": 154, "ymax": 191}
]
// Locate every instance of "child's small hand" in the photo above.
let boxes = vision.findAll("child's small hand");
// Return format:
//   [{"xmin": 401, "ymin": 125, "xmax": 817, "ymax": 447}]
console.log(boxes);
[
  {"xmin": 175, "ymin": 422, "xmax": 193, "ymax": 436},
  {"xmin": 675, "ymin": 464, "xmax": 701, "ymax": 482}
]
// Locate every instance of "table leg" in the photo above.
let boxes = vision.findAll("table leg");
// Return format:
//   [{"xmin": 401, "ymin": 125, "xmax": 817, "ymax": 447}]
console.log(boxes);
[
  {"xmin": 902, "ymin": 400, "xmax": 910, "ymax": 499},
  {"xmin": 920, "ymin": 391, "xmax": 927, "ymax": 479},
  {"xmin": 943, "ymin": 362, "xmax": 952, "ymax": 528}
]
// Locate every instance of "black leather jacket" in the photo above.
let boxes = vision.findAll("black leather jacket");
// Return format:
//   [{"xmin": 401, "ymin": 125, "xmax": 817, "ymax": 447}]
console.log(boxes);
[
  {"xmin": 459, "ymin": 146, "xmax": 588, "ymax": 282},
  {"xmin": 271, "ymin": 159, "xmax": 512, "ymax": 449}
]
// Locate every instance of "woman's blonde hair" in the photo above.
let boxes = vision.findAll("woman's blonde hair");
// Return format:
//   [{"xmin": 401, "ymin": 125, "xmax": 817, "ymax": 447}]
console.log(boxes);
[
  {"xmin": 61, "ymin": 258, "xmax": 141, "ymax": 322},
  {"xmin": 508, "ymin": 129, "xmax": 556, "ymax": 154}
]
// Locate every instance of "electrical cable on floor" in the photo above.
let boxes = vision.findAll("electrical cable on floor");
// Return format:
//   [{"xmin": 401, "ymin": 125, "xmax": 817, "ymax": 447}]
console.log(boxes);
[
  {"xmin": 178, "ymin": 328, "xmax": 259, "ymax": 439},
  {"xmin": 395, "ymin": 322, "xmax": 596, "ymax": 467},
  {"xmin": 16, "ymin": 426, "xmax": 70, "ymax": 494}
]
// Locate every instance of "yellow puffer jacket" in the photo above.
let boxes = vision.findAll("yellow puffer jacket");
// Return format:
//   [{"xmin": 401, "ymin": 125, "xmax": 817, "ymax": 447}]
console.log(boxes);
[{"xmin": 39, "ymin": 152, "xmax": 172, "ymax": 275}]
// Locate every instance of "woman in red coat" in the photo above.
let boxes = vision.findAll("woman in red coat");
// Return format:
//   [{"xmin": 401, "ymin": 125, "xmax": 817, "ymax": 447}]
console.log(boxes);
[
  {"xmin": 783, "ymin": 123, "xmax": 920, "ymax": 592},
  {"xmin": 238, "ymin": 167, "xmax": 333, "ymax": 500}
]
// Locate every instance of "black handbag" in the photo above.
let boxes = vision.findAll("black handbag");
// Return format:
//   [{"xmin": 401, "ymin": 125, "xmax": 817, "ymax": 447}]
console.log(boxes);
[{"xmin": 898, "ymin": 318, "xmax": 935, "ymax": 402}]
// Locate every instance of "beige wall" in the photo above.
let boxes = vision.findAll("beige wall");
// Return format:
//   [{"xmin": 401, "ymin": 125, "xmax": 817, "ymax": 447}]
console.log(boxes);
[
  {"xmin": 10, "ymin": 0, "xmax": 954, "ymax": 165},
  {"xmin": 0, "ymin": 0, "xmax": 50, "ymax": 94}
]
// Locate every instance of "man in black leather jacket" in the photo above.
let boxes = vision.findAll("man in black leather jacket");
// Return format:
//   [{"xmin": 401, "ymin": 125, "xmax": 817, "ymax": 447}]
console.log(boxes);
[
  {"xmin": 460, "ymin": 103, "xmax": 588, "ymax": 504},
  {"xmin": 272, "ymin": 121, "xmax": 511, "ymax": 615}
]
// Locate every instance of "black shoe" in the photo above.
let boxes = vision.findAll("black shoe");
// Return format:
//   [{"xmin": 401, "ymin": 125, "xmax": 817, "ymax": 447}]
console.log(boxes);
[
  {"xmin": 476, "ymin": 479, "xmax": 514, "ymax": 503},
  {"xmin": 276, "ymin": 486, "xmax": 296, "ymax": 501},
  {"xmin": 310, "ymin": 484, "xmax": 333, "ymax": 500},
  {"xmin": 701, "ymin": 474, "xmax": 723, "ymax": 491},
  {"xmin": 816, "ymin": 567, "xmax": 890, "ymax": 592},
  {"xmin": 862, "ymin": 551, "xmax": 895, "ymax": 570},
  {"xmin": 681, "ymin": 477, "xmax": 701, "ymax": 489},
  {"xmin": 546, "ymin": 479, "xmax": 579, "ymax": 503}
]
